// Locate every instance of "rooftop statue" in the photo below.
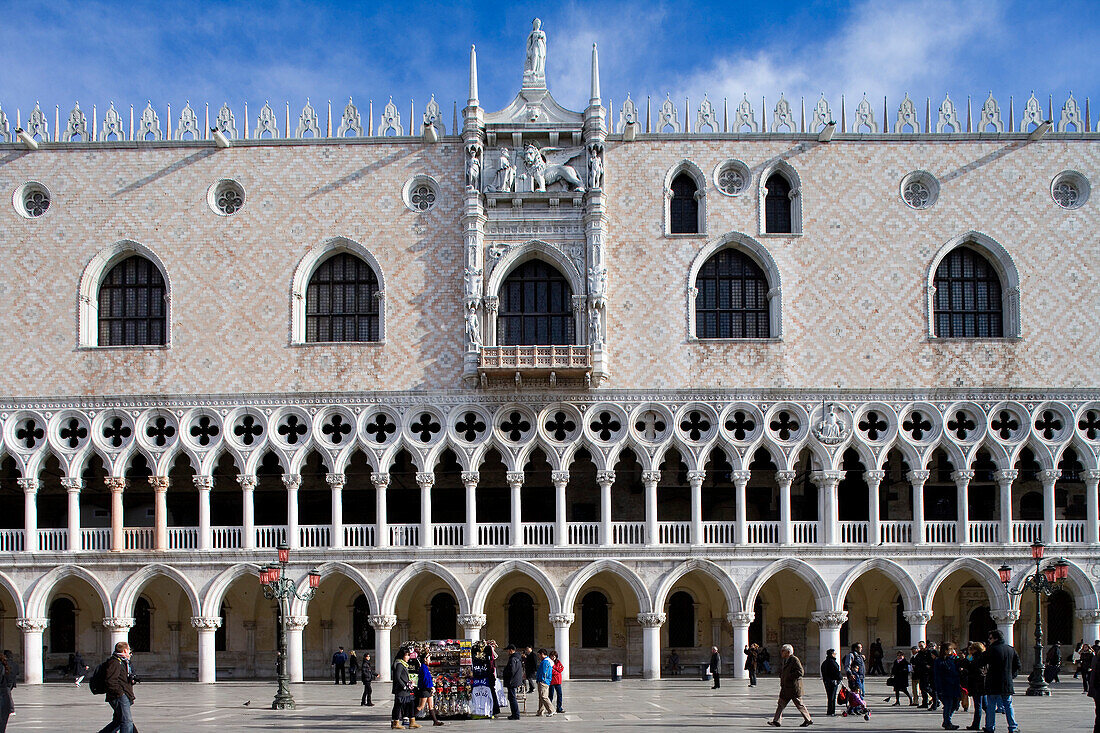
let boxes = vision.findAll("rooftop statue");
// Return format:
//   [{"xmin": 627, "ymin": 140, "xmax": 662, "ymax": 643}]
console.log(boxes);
[{"xmin": 525, "ymin": 18, "xmax": 546, "ymax": 77}]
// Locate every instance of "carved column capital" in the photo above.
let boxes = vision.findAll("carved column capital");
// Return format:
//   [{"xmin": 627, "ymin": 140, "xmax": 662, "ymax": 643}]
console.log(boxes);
[
  {"xmin": 103, "ymin": 617, "xmax": 136, "ymax": 631},
  {"xmin": 16, "ymin": 617, "xmax": 49, "ymax": 632},
  {"xmin": 17, "ymin": 477, "xmax": 39, "ymax": 493},
  {"xmin": 150, "ymin": 476, "xmax": 170, "ymax": 491},
  {"xmin": 951, "ymin": 469, "xmax": 976, "ymax": 487},
  {"xmin": 727, "ymin": 611, "xmax": 755, "ymax": 626},
  {"xmin": 415, "ymin": 472, "xmax": 436, "ymax": 490},
  {"xmin": 506, "ymin": 471, "xmax": 525, "ymax": 489},
  {"xmin": 193, "ymin": 475, "xmax": 214, "ymax": 491},
  {"xmin": 1040, "ymin": 469, "xmax": 1062, "ymax": 485},
  {"xmin": 461, "ymin": 471, "xmax": 480, "ymax": 487},
  {"xmin": 283, "ymin": 474, "xmax": 302, "ymax": 491},
  {"xmin": 190, "ymin": 616, "xmax": 223, "ymax": 631},
  {"xmin": 550, "ymin": 470, "xmax": 570, "ymax": 487},
  {"xmin": 730, "ymin": 470, "xmax": 751, "ymax": 488},
  {"xmin": 994, "ymin": 469, "xmax": 1019, "ymax": 487},
  {"xmin": 775, "ymin": 470, "xmax": 796, "ymax": 487},
  {"xmin": 326, "ymin": 473, "xmax": 346, "ymax": 490},
  {"xmin": 906, "ymin": 470, "xmax": 930, "ymax": 488},
  {"xmin": 61, "ymin": 477, "xmax": 84, "ymax": 493},
  {"xmin": 1076, "ymin": 609, "xmax": 1100, "ymax": 623},
  {"xmin": 903, "ymin": 610, "xmax": 933, "ymax": 625},
  {"xmin": 811, "ymin": 610, "xmax": 848, "ymax": 629},
  {"xmin": 637, "ymin": 612, "xmax": 666, "ymax": 628},
  {"xmin": 596, "ymin": 470, "xmax": 615, "ymax": 486},
  {"xmin": 285, "ymin": 615, "xmax": 309, "ymax": 631},
  {"xmin": 1084, "ymin": 470, "xmax": 1100, "ymax": 484},
  {"xmin": 549, "ymin": 613, "xmax": 575, "ymax": 627},
  {"xmin": 991, "ymin": 609, "xmax": 1022, "ymax": 624},
  {"xmin": 237, "ymin": 474, "xmax": 257, "ymax": 491},
  {"xmin": 864, "ymin": 470, "xmax": 886, "ymax": 485},
  {"xmin": 371, "ymin": 473, "xmax": 391, "ymax": 490},
  {"xmin": 369, "ymin": 614, "xmax": 398, "ymax": 631},
  {"xmin": 686, "ymin": 470, "xmax": 706, "ymax": 487},
  {"xmin": 458, "ymin": 613, "xmax": 487, "ymax": 629},
  {"xmin": 811, "ymin": 470, "xmax": 844, "ymax": 488},
  {"xmin": 105, "ymin": 476, "xmax": 127, "ymax": 492},
  {"xmin": 483, "ymin": 296, "xmax": 499, "ymax": 314},
  {"xmin": 641, "ymin": 470, "xmax": 661, "ymax": 485}
]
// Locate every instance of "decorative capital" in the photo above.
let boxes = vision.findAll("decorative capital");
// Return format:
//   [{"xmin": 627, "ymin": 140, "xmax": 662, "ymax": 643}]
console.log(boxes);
[
  {"xmin": 641, "ymin": 470, "xmax": 661, "ymax": 484},
  {"xmin": 370, "ymin": 473, "xmax": 391, "ymax": 490},
  {"xmin": 811, "ymin": 470, "xmax": 844, "ymax": 488},
  {"xmin": 811, "ymin": 610, "xmax": 848, "ymax": 629},
  {"xmin": 637, "ymin": 612, "xmax": 666, "ymax": 628},
  {"xmin": 686, "ymin": 470, "xmax": 707, "ymax": 486},
  {"xmin": 550, "ymin": 470, "xmax": 570, "ymax": 486},
  {"xmin": 326, "ymin": 472, "xmax": 346, "ymax": 489},
  {"xmin": 549, "ymin": 612, "xmax": 575, "ymax": 627},
  {"xmin": 1084, "ymin": 470, "xmax": 1100, "ymax": 483},
  {"xmin": 283, "ymin": 474, "xmax": 302, "ymax": 491},
  {"xmin": 906, "ymin": 470, "xmax": 930, "ymax": 487},
  {"xmin": 458, "ymin": 613, "xmax": 487, "ymax": 629},
  {"xmin": 903, "ymin": 610, "xmax": 933, "ymax": 625},
  {"xmin": 461, "ymin": 471, "xmax": 480, "ymax": 487},
  {"xmin": 237, "ymin": 474, "xmax": 257, "ymax": 491},
  {"xmin": 17, "ymin": 477, "xmax": 39, "ymax": 493},
  {"xmin": 951, "ymin": 469, "xmax": 975, "ymax": 486},
  {"xmin": 150, "ymin": 475, "xmax": 170, "ymax": 491},
  {"xmin": 415, "ymin": 472, "xmax": 435, "ymax": 489},
  {"xmin": 994, "ymin": 469, "xmax": 1019, "ymax": 486},
  {"xmin": 506, "ymin": 471, "xmax": 525, "ymax": 488},
  {"xmin": 596, "ymin": 470, "xmax": 615, "ymax": 486},
  {"xmin": 1076, "ymin": 609, "xmax": 1100, "ymax": 623},
  {"xmin": 16, "ymin": 617, "xmax": 49, "ymax": 632},
  {"xmin": 730, "ymin": 470, "xmax": 751, "ymax": 487},
  {"xmin": 190, "ymin": 616, "xmax": 223, "ymax": 630},
  {"xmin": 1040, "ymin": 469, "xmax": 1062, "ymax": 484},
  {"xmin": 991, "ymin": 609, "xmax": 1022, "ymax": 624},
  {"xmin": 193, "ymin": 475, "xmax": 214, "ymax": 490},
  {"xmin": 285, "ymin": 615, "xmax": 309, "ymax": 631},
  {"xmin": 775, "ymin": 470, "xmax": 796, "ymax": 486},
  {"xmin": 864, "ymin": 470, "xmax": 886, "ymax": 484},
  {"xmin": 103, "ymin": 616, "xmax": 136, "ymax": 631},
  {"xmin": 727, "ymin": 611, "xmax": 755, "ymax": 626},
  {"xmin": 369, "ymin": 614, "xmax": 398, "ymax": 631},
  {"xmin": 61, "ymin": 477, "xmax": 84, "ymax": 492},
  {"xmin": 105, "ymin": 476, "xmax": 127, "ymax": 492}
]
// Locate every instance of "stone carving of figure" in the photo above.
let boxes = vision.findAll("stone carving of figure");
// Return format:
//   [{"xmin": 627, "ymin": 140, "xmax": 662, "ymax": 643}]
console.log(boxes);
[
  {"xmin": 589, "ymin": 306, "xmax": 603, "ymax": 346},
  {"xmin": 813, "ymin": 402, "xmax": 846, "ymax": 444},
  {"xmin": 465, "ymin": 303, "xmax": 482, "ymax": 347},
  {"xmin": 466, "ymin": 145, "xmax": 482, "ymax": 190},
  {"xmin": 525, "ymin": 18, "xmax": 546, "ymax": 76},
  {"xmin": 587, "ymin": 144, "xmax": 603, "ymax": 190},
  {"xmin": 491, "ymin": 147, "xmax": 515, "ymax": 192},
  {"xmin": 588, "ymin": 266, "xmax": 607, "ymax": 297},
  {"xmin": 464, "ymin": 266, "xmax": 482, "ymax": 298}
]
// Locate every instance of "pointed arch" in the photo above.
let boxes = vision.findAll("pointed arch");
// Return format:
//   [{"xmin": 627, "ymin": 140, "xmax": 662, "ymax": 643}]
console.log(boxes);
[
  {"xmin": 652, "ymin": 559, "xmax": 743, "ymax": 614},
  {"xmin": 758, "ymin": 159, "xmax": 803, "ymax": 235},
  {"xmin": 380, "ymin": 561, "xmax": 470, "ymax": 616},
  {"xmin": 78, "ymin": 240, "xmax": 171, "ymax": 347},
  {"xmin": 924, "ymin": 557, "xmax": 1007, "ymax": 611},
  {"xmin": 290, "ymin": 561, "xmax": 379, "ymax": 616},
  {"xmin": 664, "ymin": 160, "xmax": 707, "ymax": 235},
  {"xmin": 744, "ymin": 558, "xmax": 831, "ymax": 611},
  {"xmin": 115, "ymin": 564, "xmax": 201, "ymax": 618},
  {"xmin": 834, "ymin": 558, "xmax": 922, "ymax": 612},
  {"xmin": 926, "ymin": 230, "xmax": 1020, "ymax": 338},
  {"xmin": 562, "ymin": 559, "xmax": 652, "ymax": 614},
  {"xmin": 485, "ymin": 240, "xmax": 584, "ymax": 298},
  {"xmin": 0, "ymin": 569, "xmax": 25, "ymax": 617},
  {"xmin": 470, "ymin": 560, "xmax": 561, "ymax": 616},
  {"xmin": 26, "ymin": 565, "xmax": 113, "ymax": 618},
  {"xmin": 201, "ymin": 562, "xmax": 262, "ymax": 617},
  {"xmin": 290, "ymin": 236, "xmax": 387, "ymax": 344},
  {"xmin": 687, "ymin": 231, "xmax": 781, "ymax": 340}
]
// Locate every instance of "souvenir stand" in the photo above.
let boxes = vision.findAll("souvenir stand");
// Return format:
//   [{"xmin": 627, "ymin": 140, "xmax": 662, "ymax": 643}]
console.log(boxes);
[{"xmin": 415, "ymin": 639, "xmax": 475, "ymax": 719}]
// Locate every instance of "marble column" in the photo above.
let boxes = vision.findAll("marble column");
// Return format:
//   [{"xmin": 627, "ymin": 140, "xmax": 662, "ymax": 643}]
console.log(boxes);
[
  {"xmin": 152, "ymin": 476, "xmax": 169, "ymax": 551},
  {"xmin": 243, "ymin": 620, "xmax": 257, "ymax": 674},
  {"xmin": 106, "ymin": 477, "xmax": 126, "ymax": 552},
  {"xmin": 688, "ymin": 470, "xmax": 705, "ymax": 545},
  {"xmin": 550, "ymin": 613, "xmax": 574, "ymax": 681},
  {"xmin": 103, "ymin": 616, "xmax": 135, "ymax": 648},
  {"xmin": 284, "ymin": 474, "xmax": 301, "ymax": 550},
  {"xmin": 903, "ymin": 610, "xmax": 933, "ymax": 645},
  {"xmin": 507, "ymin": 471, "xmax": 525, "ymax": 547},
  {"xmin": 372, "ymin": 473, "xmax": 390, "ymax": 548},
  {"xmin": 952, "ymin": 469, "xmax": 974, "ymax": 544},
  {"xmin": 1077, "ymin": 609, "xmax": 1100, "ymax": 645},
  {"xmin": 1085, "ymin": 470, "xmax": 1100, "ymax": 545},
  {"xmin": 168, "ymin": 621, "xmax": 181, "ymax": 673},
  {"xmin": 991, "ymin": 609, "xmax": 1020, "ymax": 647},
  {"xmin": 638, "ymin": 612, "xmax": 666, "ymax": 679},
  {"xmin": 327, "ymin": 473, "xmax": 346, "ymax": 549},
  {"xmin": 728, "ymin": 611, "xmax": 754, "ymax": 679},
  {"xmin": 463, "ymin": 471, "xmax": 480, "ymax": 547},
  {"xmin": 62, "ymin": 477, "xmax": 83, "ymax": 552},
  {"xmin": 286, "ymin": 615, "xmax": 309, "ymax": 683},
  {"xmin": 865, "ymin": 470, "xmax": 885, "ymax": 545},
  {"xmin": 238, "ymin": 475, "xmax": 257, "ymax": 550},
  {"xmin": 193, "ymin": 476, "xmax": 213, "ymax": 550},
  {"xmin": 596, "ymin": 470, "xmax": 614, "ymax": 547},
  {"xmin": 415, "ymin": 472, "xmax": 434, "ymax": 548},
  {"xmin": 191, "ymin": 616, "xmax": 222, "ymax": 683},
  {"xmin": 907, "ymin": 470, "xmax": 929, "ymax": 544},
  {"xmin": 642, "ymin": 470, "xmax": 660, "ymax": 546},
  {"xmin": 370, "ymin": 615, "xmax": 398, "ymax": 682},
  {"xmin": 777, "ymin": 470, "xmax": 795, "ymax": 545},
  {"xmin": 1040, "ymin": 469, "xmax": 1061, "ymax": 543},
  {"xmin": 731, "ymin": 470, "xmax": 750, "ymax": 545},
  {"xmin": 552, "ymin": 471, "xmax": 569, "ymax": 548},
  {"xmin": 812, "ymin": 471, "xmax": 844, "ymax": 546},
  {"xmin": 811, "ymin": 610, "xmax": 847, "ymax": 665},
  {"xmin": 459, "ymin": 613, "xmax": 486, "ymax": 642},
  {"xmin": 995, "ymin": 469, "xmax": 1017, "ymax": 544},
  {"xmin": 17, "ymin": 617, "xmax": 48, "ymax": 684},
  {"xmin": 18, "ymin": 478, "xmax": 39, "ymax": 553}
]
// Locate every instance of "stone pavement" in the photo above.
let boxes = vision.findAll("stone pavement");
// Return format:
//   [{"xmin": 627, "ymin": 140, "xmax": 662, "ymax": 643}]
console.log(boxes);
[{"xmin": 4, "ymin": 676, "xmax": 1094, "ymax": 731}]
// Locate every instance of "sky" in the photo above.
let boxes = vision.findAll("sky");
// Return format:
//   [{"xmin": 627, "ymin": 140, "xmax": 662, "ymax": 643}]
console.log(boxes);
[{"xmin": 1, "ymin": 0, "xmax": 1098, "ymax": 132}]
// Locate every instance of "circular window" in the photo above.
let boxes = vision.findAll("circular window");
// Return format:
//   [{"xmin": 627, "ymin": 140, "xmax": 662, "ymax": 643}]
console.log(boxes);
[
  {"xmin": 713, "ymin": 160, "xmax": 750, "ymax": 196},
  {"xmin": 900, "ymin": 171, "xmax": 939, "ymax": 210},
  {"xmin": 1051, "ymin": 170, "xmax": 1089, "ymax": 210},
  {"xmin": 207, "ymin": 179, "xmax": 245, "ymax": 216},
  {"xmin": 402, "ymin": 175, "xmax": 439, "ymax": 212},
  {"xmin": 13, "ymin": 181, "xmax": 50, "ymax": 218}
]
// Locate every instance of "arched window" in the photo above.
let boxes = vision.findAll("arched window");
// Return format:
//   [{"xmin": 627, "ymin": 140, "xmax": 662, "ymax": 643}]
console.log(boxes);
[
  {"xmin": 670, "ymin": 173, "xmax": 699, "ymax": 234},
  {"xmin": 968, "ymin": 606, "xmax": 995, "ymax": 644},
  {"xmin": 581, "ymin": 590, "xmax": 609, "ymax": 648},
  {"xmin": 932, "ymin": 246, "xmax": 1003, "ymax": 338},
  {"xmin": 48, "ymin": 597, "xmax": 76, "ymax": 654},
  {"xmin": 508, "ymin": 592, "xmax": 535, "ymax": 649},
  {"xmin": 306, "ymin": 252, "xmax": 380, "ymax": 342},
  {"xmin": 130, "ymin": 596, "xmax": 152, "ymax": 653},
  {"xmin": 430, "ymin": 593, "xmax": 457, "ymax": 639},
  {"xmin": 764, "ymin": 174, "xmax": 793, "ymax": 233},
  {"xmin": 353, "ymin": 594, "xmax": 375, "ymax": 650},
  {"xmin": 695, "ymin": 248, "xmax": 770, "ymax": 338},
  {"xmin": 215, "ymin": 602, "xmax": 228, "ymax": 652},
  {"xmin": 98, "ymin": 255, "xmax": 166, "ymax": 346},
  {"xmin": 1046, "ymin": 589, "xmax": 1074, "ymax": 645},
  {"xmin": 667, "ymin": 591, "xmax": 695, "ymax": 648},
  {"xmin": 498, "ymin": 260, "xmax": 575, "ymax": 345}
]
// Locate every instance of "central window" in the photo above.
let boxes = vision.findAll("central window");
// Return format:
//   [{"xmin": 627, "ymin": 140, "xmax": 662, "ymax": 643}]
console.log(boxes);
[
  {"xmin": 932, "ymin": 246, "xmax": 1003, "ymax": 338},
  {"xmin": 498, "ymin": 260, "xmax": 575, "ymax": 345},
  {"xmin": 98, "ymin": 255, "xmax": 167, "ymax": 346},
  {"xmin": 306, "ymin": 252, "xmax": 380, "ymax": 342},
  {"xmin": 695, "ymin": 248, "xmax": 770, "ymax": 338}
]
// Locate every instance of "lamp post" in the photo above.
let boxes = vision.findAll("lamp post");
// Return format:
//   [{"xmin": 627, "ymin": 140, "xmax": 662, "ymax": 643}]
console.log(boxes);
[
  {"xmin": 259, "ymin": 542, "xmax": 320, "ymax": 710},
  {"xmin": 998, "ymin": 541, "xmax": 1069, "ymax": 696}
]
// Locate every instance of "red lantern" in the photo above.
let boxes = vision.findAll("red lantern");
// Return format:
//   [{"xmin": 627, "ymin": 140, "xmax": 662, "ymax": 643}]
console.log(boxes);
[
  {"xmin": 1031, "ymin": 541, "xmax": 1045, "ymax": 560},
  {"xmin": 1055, "ymin": 559, "xmax": 1070, "ymax": 580},
  {"xmin": 308, "ymin": 569, "xmax": 321, "ymax": 589},
  {"xmin": 259, "ymin": 565, "xmax": 271, "ymax": 584},
  {"xmin": 278, "ymin": 542, "xmax": 290, "ymax": 564},
  {"xmin": 1043, "ymin": 566, "xmax": 1056, "ymax": 584},
  {"xmin": 997, "ymin": 564, "xmax": 1012, "ymax": 586}
]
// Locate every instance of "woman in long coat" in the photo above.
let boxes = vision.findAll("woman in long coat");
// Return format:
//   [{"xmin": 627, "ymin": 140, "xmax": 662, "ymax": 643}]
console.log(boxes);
[
  {"xmin": 888, "ymin": 650, "xmax": 912, "ymax": 705},
  {"xmin": 963, "ymin": 642, "xmax": 987, "ymax": 732}
]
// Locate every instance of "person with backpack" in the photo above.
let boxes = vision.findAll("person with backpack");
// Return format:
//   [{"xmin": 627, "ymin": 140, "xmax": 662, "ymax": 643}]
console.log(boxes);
[{"xmin": 93, "ymin": 641, "xmax": 137, "ymax": 733}]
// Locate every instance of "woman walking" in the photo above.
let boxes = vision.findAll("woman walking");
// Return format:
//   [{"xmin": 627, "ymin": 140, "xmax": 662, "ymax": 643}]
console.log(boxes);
[
  {"xmin": 415, "ymin": 650, "xmax": 445, "ymax": 726},
  {"xmin": 933, "ymin": 642, "xmax": 962, "ymax": 730},
  {"xmin": 887, "ymin": 650, "xmax": 912, "ymax": 705},
  {"xmin": 391, "ymin": 647, "xmax": 420, "ymax": 730},
  {"xmin": 963, "ymin": 642, "xmax": 986, "ymax": 730}
]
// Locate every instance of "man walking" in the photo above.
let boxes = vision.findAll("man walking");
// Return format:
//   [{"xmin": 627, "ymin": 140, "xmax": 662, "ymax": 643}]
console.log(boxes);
[
  {"xmin": 505, "ymin": 645, "xmax": 524, "ymax": 720},
  {"xmin": 821, "ymin": 648, "xmax": 842, "ymax": 716},
  {"xmin": 869, "ymin": 638, "xmax": 885, "ymax": 676},
  {"xmin": 745, "ymin": 643, "xmax": 760, "ymax": 687},
  {"xmin": 332, "ymin": 646, "xmax": 349, "ymax": 685},
  {"xmin": 709, "ymin": 646, "xmax": 722, "ymax": 689},
  {"xmin": 844, "ymin": 643, "xmax": 866, "ymax": 696},
  {"xmin": 361, "ymin": 652, "xmax": 376, "ymax": 706},
  {"xmin": 523, "ymin": 647, "xmax": 537, "ymax": 693},
  {"xmin": 96, "ymin": 641, "xmax": 137, "ymax": 733},
  {"xmin": 767, "ymin": 644, "xmax": 813, "ymax": 727},
  {"xmin": 982, "ymin": 629, "xmax": 1021, "ymax": 733},
  {"xmin": 535, "ymin": 649, "xmax": 554, "ymax": 716}
]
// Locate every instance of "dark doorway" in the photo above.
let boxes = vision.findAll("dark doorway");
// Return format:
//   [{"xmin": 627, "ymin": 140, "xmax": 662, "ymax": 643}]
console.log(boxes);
[
  {"xmin": 508, "ymin": 592, "xmax": 535, "ymax": 648},
  {"xmin": 430, "ymin": 593, "xmax": 458, "ymax": 639}
]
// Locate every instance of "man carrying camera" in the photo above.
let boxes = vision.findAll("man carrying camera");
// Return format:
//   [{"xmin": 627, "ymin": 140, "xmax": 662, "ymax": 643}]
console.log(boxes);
[{"xmin": 96, "ymin": 642, "xmax": 138, "ymax": 733}]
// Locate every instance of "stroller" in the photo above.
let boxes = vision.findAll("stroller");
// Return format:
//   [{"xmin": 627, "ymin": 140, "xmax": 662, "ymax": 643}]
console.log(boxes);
[{"xmin": 837, "ymin": 684, "xmax": 871, "ymax": 720}]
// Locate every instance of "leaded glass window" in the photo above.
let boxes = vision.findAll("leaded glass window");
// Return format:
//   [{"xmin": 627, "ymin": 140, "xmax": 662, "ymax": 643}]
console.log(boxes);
[
  {"xmin": 97, "ymin": 255, "xmax": 167, "ymax": 346},
  {"xmin": 764, "ymin": 173, "xmax": 793, "ymax": 233},
  {"xmin": 695, "ymin": 248, "xmax": 770, "ymax": 338},
  {"xmin": 306, "ymin": 253, "xmax": 380, "ymax": 342},
  {"xmin": 670, "ymin": 173, "xmax": 699, "ymax": 234},
  {"xmin": 933, "ymin": 246, "xmax": 1003, "ymax": 338},
  {"xmin": 498, "ymin": 260, "xmax": 575, "ymax": 346}
]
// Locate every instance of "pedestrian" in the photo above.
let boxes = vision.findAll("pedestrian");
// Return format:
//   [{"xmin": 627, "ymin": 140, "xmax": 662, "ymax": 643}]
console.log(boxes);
[
  {"xmin": 1083, "ymin": 643, "xmax": 1096, "ymax": 694},
  {"xmin": 0, "ymin": 652, "xmax": 15, "ymax": 718},
  {"xmin": 486, "ymin": 641, "xmax": 500, "ymax": 718},
  {"xmin": 844, "ymin": 642, "xmax": 866, "ymax": 696},
  {"xmin": 909, "ymin": 646, "xmax": 921, "ymax": 705},
  {"xmin": 981, "ymin": 629, "xmax": 1021, "ymax": 733},
  {"xmin": 926, "ymin": 641, "xmax": 941, "ymax": 710},
  {"xmin": 391, "ymin": 646, "xmax": 419, "ymax": 730},
  {"xmin": 535, "ymin": 648, "xmax": 553, "ymax": 716},
  {"xmin": 709, "ymin": 646, "xmax": 722, "ymax": 689},
  {"xmin": 869, "ymin": 638, "xmax": 886, "ymax": 676},
  {"xmin": 95, "ymin": 641, "xmax": 137, "ymax": 733},
  {"xmin": 361, "ymin": 652, "xmax": 376, "ymax": 706},
  {"xmin": 504, "ymin": 644, "xmax": 524, "ymax": 720},
  {"xmin": 963, "ymin": 642, "xmax": 986, "ymax": 730},
  {"xmin": 332, "ymin": 646, "xmax": 348, "ymax": 685},
  {"xmin": 1075, "ymin": 641, "xmax": 1085, "ymax": 679},
  {"xmin": 669, "ymin": 651, "xmax": 681, "ymax": 675},
  {"xmin": 523, "ymin": 646, "xmax": 536, "ymax": 693},
  {"xmin": 766, "ymin": 643, "xmax": 813, "ymax": 727},
  {"xmin": 933, "ymin": 642, "xmax": 962, "ymax": 730},
  {"xmin": 74, "ymin": 650, "xmax": 89, "ymax": 686},
  {"xmin": 349, "ymin": 650, "xmax": 359, "ymax": 684},
  {"xmin": 887, "ymin": 650, "xmax": 912, "ymax": 705},
  {"xmin": 1045, "ymin": 641, "xmax": 1061, "ymax": 683},
  {"xmin": 0, "ymin": 650, "xmax": 13, "ymax": 733},
  {"xmin": 914, "ymin": 641, "xmax": 934, "ymax": 707},
  {"xmin": 745, "ymin": 642, "xmax": 760, "ymax": 687},
  {"xmin": 759, "ymin": 646, "xmax": 772, "ymax": 675},
  {"xmin": 549, "ymin": 650, "xmax": 565, "ymax": 713},
  {"xmin": 821, "ymin": 648, "xmax": 842, "ymax": 716},
  {"xmin": 1088, "ymin": 645, "xmax": 1100, "ymax": 733},
  {"xmin": 415, "ymin": 650, "xmax": 445, "ymax": 726}
]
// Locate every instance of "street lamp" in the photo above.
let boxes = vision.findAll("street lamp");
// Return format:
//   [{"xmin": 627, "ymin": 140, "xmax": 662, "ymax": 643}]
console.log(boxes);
[
  {"xmin": 258, "ymin": 541, "xmax": 321, "ymax": 710},
  {"xmin": 998, "ymin": 541, "xmax": 1070, "ymax": 696}
]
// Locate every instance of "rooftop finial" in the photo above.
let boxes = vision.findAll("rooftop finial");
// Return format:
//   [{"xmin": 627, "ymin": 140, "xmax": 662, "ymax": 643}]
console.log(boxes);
[
  {"xmin": 468, "ymin": 44, "xmax": 479, "ymax": 107},
  {"xmin": 590, "ymin": 43, "xmax": 601, "ymax": 106}
]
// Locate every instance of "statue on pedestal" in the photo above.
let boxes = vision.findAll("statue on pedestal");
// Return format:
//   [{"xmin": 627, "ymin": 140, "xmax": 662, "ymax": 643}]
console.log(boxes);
[{"xmin": 525, "ymin": 19, "xmax": 546, "ymax": 78}]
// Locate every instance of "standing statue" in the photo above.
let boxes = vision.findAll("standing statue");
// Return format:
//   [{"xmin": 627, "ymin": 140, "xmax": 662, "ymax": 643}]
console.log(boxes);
[
  {"xmin": 465, "ymin": 303, "xmax": 482, "ymax": 347},
  {"xmin": 525, "ymin": 18, "xmax": 546, "ymax": 77},
  {"xmin": 491, "ymin": 147, "xmax": 515, "ymax": 192},
  {"xmin": 588, "ymin": 306, "xmax": 603, "ymax": 346},
  {"xmin": 465, "ymin": 144, "xmax": 482, "ymax": 190},
  {"xmin": 587, "ymin": 144, "xmax": 603, "ymax": 190}
]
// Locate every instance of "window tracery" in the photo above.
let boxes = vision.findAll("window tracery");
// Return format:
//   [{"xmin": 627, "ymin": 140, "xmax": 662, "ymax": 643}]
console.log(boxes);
[{"xmin": 305, "ymin": 252, "xmax": 380, "ymax": 343}]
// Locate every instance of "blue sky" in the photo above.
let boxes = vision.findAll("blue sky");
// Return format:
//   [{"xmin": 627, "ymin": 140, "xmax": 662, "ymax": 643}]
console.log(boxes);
[{"xmin": 1, "ymin": 0, "xmax": 1098, "ymax": 131}]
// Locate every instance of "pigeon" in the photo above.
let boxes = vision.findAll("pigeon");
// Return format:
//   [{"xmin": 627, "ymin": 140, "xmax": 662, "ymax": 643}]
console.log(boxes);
[{"xmin": 243, "ymin": 701, "xmax": 250, "ymax": 706}]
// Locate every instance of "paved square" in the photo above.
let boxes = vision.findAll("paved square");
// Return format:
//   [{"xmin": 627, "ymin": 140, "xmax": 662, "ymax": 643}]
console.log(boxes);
[{"xmin": 5, "ymin": 676, "xmax": 1095, "ymax": 731}]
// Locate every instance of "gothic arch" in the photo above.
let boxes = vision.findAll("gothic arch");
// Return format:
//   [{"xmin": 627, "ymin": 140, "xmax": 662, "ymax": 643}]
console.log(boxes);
[
  {"xmin": 562, "ymin": 559, "xmax": 652, "ymax": 614},
  {"xmin": 379, "ymin": 561, "xmax": 470, "ymax": 616},
  {"xmin": 0, "ymin": 569, "xmax": 25, "ymax": 617},
  {"xmin": 923, "ymin": 557, "xmax": 1007, "ymax": 611},
  {"xmin": 201, "ymin": 563, "xmax": 262, "ymax": 617},
  {"xmin": 687, "ymin": 231, "xmax": 782, "ymax": 339},
  {"xmin": 744, "ymin": 558, "xmax": 831, "ymax": 611},
  {"xmin": 26, "ymin": 565, "xmax": 113, "ymax": 618},
  {"xmin": 290, "ymin": 236, "xmax": 387, "ymax": 344},
  {"xmin": 470, "ymin": 560, "xmax": 561, "ymax": 616},
  {"xmin": 485, "ymin": 240, "xmax": 584, "ymax": 299},
  {"xmin": 652, "ymin": 559, "xmax": 743, "ymax": 614},
  {"xmin": 834, "ymin": 558, "xmax": 922, "ymax": 612},
  {"xmin": 663, "ymin": 160, "xmax": 707, "ymax": 236},
  {"xmin": 926, "ymin": 230, "xmax": 1021, "ymax": 338},
  {"xmin": 77, "ymin": 239, "xmax": 172, "ymax": 347},
  {"xmin": 290, "ymin": 562, "xmax": 379, "ymax": 616},
  {"xmin": 757, "ymin": 160, "xmax": 803, "ymax": 235},
  {"xmin": 115, "ymin": 564, "xmax": 201, "ymax": 618}
]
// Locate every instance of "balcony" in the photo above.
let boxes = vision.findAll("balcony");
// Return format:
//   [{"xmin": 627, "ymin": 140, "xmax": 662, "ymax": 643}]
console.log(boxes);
[{"xmin": 478, "ymin": 345, "xmax": 592, "ymax": 386}]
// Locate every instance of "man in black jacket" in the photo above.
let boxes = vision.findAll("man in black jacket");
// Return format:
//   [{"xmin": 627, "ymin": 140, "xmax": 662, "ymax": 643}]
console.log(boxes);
[
  {"xmin": 361, "ymin": 652, "xmax": 376, "ymax": 706},
  {"xmin": 710, "ymin": 646, "xmax": 722, "ymax": 689},
  {"xmin": 505, "ymin": 645, "xmax": 524, "ymax": 720},
  {"xmin": 96, "ymin": 642, "xmax": 136, "ymax": 733},
  {"xmin": 982, "ymin": 629, "xmax": 1021, "ymax": 733},
  {"xmin": 821, "ymin": 648, "xmax": 842, "ymax": 716}
]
